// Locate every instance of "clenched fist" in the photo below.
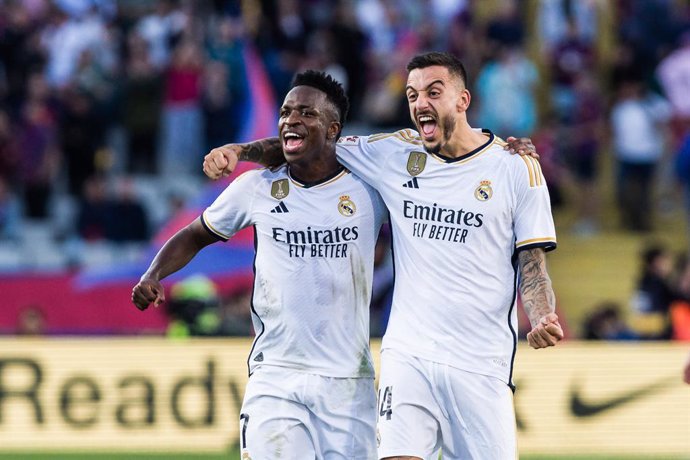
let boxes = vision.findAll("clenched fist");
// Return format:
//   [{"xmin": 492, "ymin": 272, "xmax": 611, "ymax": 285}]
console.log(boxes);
[
  {"xmin": 527, "ymin": 313, "xmax": 563, "ymax": 349},
  {"xmin": 203, "ymin": 144, "xmax": 242, "ymax": 180},
  {"xmin": 131, "ymin": 278, "xmax": 165, "ymax": 311}
]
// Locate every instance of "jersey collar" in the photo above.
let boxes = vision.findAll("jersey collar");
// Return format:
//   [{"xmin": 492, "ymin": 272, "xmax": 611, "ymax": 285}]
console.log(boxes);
[
  {"xmin": 287, "ymin": 164, "xmax": 348, "ymax": 188},
  {"xmin": 429, "ymin": 129, "xmax": 495, "ymax": 163}
]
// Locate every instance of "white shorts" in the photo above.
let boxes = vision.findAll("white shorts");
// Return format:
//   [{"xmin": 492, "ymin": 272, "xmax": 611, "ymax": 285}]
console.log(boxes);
[
  {"xmin": 239, "ymin": 366, "xmax": 377, "ymax": 460},
  {"xmin": 376, "ymin": 349, "xmax": 516, "ymax": 460}
]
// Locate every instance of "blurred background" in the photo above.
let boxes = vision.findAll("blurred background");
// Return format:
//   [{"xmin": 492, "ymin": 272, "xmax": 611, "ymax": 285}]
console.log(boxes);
[{"xmin": 0, "ymin": 0, "xmax": 688, "ymax": 458}]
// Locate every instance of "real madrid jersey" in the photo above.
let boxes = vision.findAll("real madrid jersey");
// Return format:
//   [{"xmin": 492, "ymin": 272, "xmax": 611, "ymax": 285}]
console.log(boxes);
[
  {"xmin": 201, "ymin": 165, "xmax": 386, "ymax": 378},
  {"xmin": 336, "ymin": 129, "xmax": 556, "ymax": 386}
]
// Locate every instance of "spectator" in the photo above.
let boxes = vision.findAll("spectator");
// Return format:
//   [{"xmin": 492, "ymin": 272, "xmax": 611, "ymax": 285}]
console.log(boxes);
[
  {"xmin": 59, "ymin": 86, "xmax": 106, "ymax": 196},
  {"xmin": 16, "ymin": 304, "xmax": 46, "ymax": 336},
  {"xmin": 166, "ymin": 274, "xmax": 221, "ymax": 337},
  {"xmin": 0, "ymin": 176, "xmax": 21, "ymax": 242},
  {"xmin": 582, "ymin": 301, "xmax": 637, "ymax": 340},
  {"xmin": 135, "ymin": 0, "xmax": 186, "ymax": 70},
  {"xmin": 610, "ymin": 76, "xmax": 672, "ymax": 232},
  {"xmin": 76, "ymin": 175, "xmax": 112, "ymax": 241},
  {"xmin": 0, "ymin": 108, "xmax": 19, "ymax": 182},
  {"xmin": 475, "ymin": 44, "xmax": 538, "ymax": 138},
  {"xmin": 159, "ymin": 39, "xmax": 204, "ymax": 180},
  {"xmin": 17, "ymin": 73, "xmax": 60, "ymax": 218},
  {"xmin": 656, "ymin": 30, "xmax": 690, "ymax": 146},
  {"xmin": 565, "ymin": 71, "xmax": 604, "ymax": 236},
  {"xmin": 107, "ymin": 177, "xmax": 150, "ymax": 243},
  {"xmin": 631, "ymin": 244, "xmax": 678, "ymax": 339},
  {"xmin": 122, "ymin": 31, "xmax": 164, "ymax": 174},
  {"xmin": 202, "ymin": 61, "xmax": 236, "ymax": 154}
]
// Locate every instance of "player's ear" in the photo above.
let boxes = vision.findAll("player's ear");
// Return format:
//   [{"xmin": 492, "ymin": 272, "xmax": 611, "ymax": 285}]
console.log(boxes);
[
  {"xmin": 457, "ymin": 88, "xmax": 471, "ymax": 113},
  {"xmin": 328, "ymin": 121, "xmax": 341, "ymax": 140}
]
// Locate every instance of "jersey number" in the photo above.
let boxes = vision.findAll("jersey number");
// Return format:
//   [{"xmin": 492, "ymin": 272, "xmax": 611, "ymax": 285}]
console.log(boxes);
[
  {"xmin": 239, "ymin": 413, "xmax": 250, "ymax": 449},
  {"xmin": 378, "ymin": 386, "xmax": 393, "ymax": 421}
]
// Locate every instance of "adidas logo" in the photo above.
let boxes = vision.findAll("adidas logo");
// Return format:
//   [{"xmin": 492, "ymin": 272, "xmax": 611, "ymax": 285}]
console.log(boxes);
[
  {"xmin": 403, "ymin": 177, "xmax": 420, "ymax": 189},
  {"xmin": 254, "ymin": 352, "xmax": 264, "ymax": 362},
  {"xmin": 270, "ymin": 202, "xmax": 289, "ymax": 213}
]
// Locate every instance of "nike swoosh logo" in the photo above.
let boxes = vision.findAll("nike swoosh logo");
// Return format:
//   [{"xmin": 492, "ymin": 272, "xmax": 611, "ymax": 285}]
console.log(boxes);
[{"xmin": 569, "ymin": 376, "xmax": 676, "ymax": 418}]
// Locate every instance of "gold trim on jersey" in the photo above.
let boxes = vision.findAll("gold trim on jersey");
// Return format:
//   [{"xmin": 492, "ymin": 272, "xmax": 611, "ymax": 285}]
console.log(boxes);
[
  {"xmin": 515, "ymin": 236, "xmax": 557, "ymax": 248},
  {"xmin": 428, "ymin": 136, "xmax": 496, "ymax": 165},
  {"xmin": 519, "ymin": 156, "xmax": 544, "ymax": 188},
  {"xmin": 201, "ymin": 211, "xmax": 231, "ymax": 240},
  {"xmin": 287, "ymin": 168, "xmax": 349, "ymax": 188},
  {"xmin": 367, "ymin": 129, "xmax": 422, "ymax": 145}
]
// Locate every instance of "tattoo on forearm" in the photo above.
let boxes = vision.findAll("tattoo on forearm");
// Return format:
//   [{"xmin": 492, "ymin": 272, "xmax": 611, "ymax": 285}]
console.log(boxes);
[
  {"xmin": 518, "ymin": 248, "xmax": 556, "ymax": 327},
  {"xmin": 239, "ymin": 138, "xmax": 283, "ymax": 166}
]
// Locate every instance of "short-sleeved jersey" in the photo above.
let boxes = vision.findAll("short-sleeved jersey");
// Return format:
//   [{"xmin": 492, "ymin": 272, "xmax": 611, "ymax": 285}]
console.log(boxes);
[
  {"xmin": 201, "ymin": 165, "xmax": 386, "ymax": 378},
  {"xmin": 336, "ymin": 129, "xmax": 556, "ymax": 385}
]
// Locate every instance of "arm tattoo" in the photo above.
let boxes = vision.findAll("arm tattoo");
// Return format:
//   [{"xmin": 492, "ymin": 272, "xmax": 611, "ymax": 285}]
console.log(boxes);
[
  {"xmin": 238, "ymin": 138, "xmax": 284, "ymax": 167},
  {"xmin": 518, "ymin": 248, "xmax": 556, "ymax": 327}
]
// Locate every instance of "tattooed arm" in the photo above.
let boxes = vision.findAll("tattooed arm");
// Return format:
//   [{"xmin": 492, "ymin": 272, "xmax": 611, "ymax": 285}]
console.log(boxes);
[
  {"xmin": 203, "ymin": 138, "xmax": 284, "ymax": 179},
  {"xmin": 518, "ymin": 248, "xmax": 563, "ymax": 349}
]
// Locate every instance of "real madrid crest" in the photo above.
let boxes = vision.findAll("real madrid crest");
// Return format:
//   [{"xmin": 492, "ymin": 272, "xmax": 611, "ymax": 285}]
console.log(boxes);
[
  {"xmin": 474, "ymin": 180, "xmax": 493, "ymax": 201},
  {"xmin": 271, "ymin": 179, "xmax": 289, "ymax": 199},
  {"xmin": 406, "ymin": 151, "xmax": 427, "ymax": 176},
  {"xmin": 338, "ymin": 195, "xmax": 356, "ymax": 216}
]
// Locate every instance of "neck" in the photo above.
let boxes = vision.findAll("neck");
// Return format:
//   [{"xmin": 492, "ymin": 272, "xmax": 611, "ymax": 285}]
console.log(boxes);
[
  {"xmin": 438, "ymin": 122, "xmax": 488, "ymax": 159},
  {"xmin": 288, "ymin": 152, "xmax": 342, "ymax": 184}
]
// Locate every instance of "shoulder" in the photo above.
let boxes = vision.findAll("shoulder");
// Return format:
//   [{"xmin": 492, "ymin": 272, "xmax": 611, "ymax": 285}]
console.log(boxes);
[
  {"xmin": 486, "ymin": 141, "xmax": 545, "ymax": 188},
  {"xmin": 337, "ymin": 129, "xmax": 423, "ymax": 151}
]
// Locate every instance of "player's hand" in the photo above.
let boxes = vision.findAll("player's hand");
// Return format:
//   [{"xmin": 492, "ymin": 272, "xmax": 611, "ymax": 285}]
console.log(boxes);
[
  {"xmin": 203, "ymin": 144, "xmax": 241, "ymax": 180},
  {"xmin": 527, "ymin": 313, "xmax": 563, "ymax": 349},
  {"xmin": 504, "ymin": 136, "xmax": 539, "ymax": 159},
  {"xmin": 131, "ymin": 278, "xmax": 165, "ymax": 311}
]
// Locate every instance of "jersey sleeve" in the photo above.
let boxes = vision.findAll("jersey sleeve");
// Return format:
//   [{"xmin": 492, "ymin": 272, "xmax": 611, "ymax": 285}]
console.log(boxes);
[
  {"xmin": 513, "ymin": 155, "xmax": 557, "ymax": 253},
  {"xmin": 335, "ymin": 129, "xmax": 422, "ymax": 186},
  {"xmin": 200, "ymin": 171, "xmax": 257, "ymax": 241}
]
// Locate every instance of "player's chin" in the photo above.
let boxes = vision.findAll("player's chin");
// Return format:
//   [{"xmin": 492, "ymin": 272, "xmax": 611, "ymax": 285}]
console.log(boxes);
[{"xmin": 422, "ymin": 140, "xmax": 441, "ymax": 155}]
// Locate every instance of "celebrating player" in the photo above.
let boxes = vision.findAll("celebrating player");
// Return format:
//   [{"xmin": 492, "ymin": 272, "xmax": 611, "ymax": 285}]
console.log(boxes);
[
  {"xmin": 132, "ymin": 71, "xmax": 386, "ymax": 458},
  {"xmin": 203, "ymin": 52, "xmax": 562, "ymax": 459}
]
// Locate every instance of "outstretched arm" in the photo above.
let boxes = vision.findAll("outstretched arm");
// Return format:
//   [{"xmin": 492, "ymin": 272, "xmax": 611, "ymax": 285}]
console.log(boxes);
[
  {"xmin": 518, "ymin": 248, "xmax": 563, "ymax": 348},
  {"xmin": 203, "ymin": 138, "xmax": 283, "ymax": 179},
  {"xmin": 131, "ymin": 219, "xmax": 218, "ymax": 311},
  {"xmin": 202, "ymin": 135, "xmax": 539, "ymax": 180}
]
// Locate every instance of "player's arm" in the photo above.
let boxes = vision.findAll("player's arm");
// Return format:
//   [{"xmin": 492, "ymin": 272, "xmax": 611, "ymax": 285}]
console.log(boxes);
[
  {"xmin": 131, "ymin": 219, "xmax": 217, "ymax": 311},
  {"xmin": 518, "ymin": 248, "xmax": 563, "ymax": 349},
  {"xmin": 683, "ymin": 350, "xmax": 690, "ymax": 385},
  {"xmin": 203, "ymin": 138, "xmax": 283, "ymax": 179}
]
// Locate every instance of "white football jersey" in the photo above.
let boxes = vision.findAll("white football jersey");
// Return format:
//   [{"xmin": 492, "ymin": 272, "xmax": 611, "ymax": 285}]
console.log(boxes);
[
  {"xmin": 336, "ymin": 129, "xmax": 556, "ymax": 386},
  {"xmin": 202, "ymin": 165, "xmax": 386, "ymax": 378}
]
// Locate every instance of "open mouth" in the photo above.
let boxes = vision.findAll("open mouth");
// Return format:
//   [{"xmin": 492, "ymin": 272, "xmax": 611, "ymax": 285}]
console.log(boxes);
[
  {"xmin": 417, "ymin": 114, "xmax": 437, "ymax": 139},
  {"xmin": 283, "ymin": 132, "xmax": 305, "ymax": 153}
]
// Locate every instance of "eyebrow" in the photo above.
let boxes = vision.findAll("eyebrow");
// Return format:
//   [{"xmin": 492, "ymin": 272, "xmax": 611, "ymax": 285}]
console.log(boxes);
[
  {"xmin": 405, "ymin": 79, "xmax": 446, "ymax": 92},
  {"xmin": 280, "ymin": 103, "xmax": 318, "ymax": 111}
]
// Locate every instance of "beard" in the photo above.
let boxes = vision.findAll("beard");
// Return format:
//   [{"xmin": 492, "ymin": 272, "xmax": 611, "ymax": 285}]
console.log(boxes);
[{"xmin": 421, "ymin": 115, "xmax": 456, "ymax": 156}]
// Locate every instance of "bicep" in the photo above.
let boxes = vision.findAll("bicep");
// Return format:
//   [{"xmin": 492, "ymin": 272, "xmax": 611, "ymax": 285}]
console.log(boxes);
[{"xmin": 188, "ymin": 218, "xmax": 220, "ymax": 249}]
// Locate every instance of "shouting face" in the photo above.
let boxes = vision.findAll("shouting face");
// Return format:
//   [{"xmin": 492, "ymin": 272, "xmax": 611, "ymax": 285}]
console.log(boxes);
[
  {"xmin": 405, "ymin": 65, "xmax": 470, "ymax": 155},
  {"xmin": 278, "ymin": 86, "xmax": 340, "ymax": 167}
]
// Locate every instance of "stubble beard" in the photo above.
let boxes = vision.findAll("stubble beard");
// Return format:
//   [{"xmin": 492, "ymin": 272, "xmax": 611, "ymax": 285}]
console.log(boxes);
[{"xmin": 422, "ymin": 115, "xmax": 456, "ymax": 156}]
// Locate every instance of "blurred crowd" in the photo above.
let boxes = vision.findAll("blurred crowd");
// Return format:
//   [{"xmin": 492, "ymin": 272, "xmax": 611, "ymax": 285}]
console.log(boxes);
[
  {"xmin": 583, "ymin": 243, "xmax": 690, "ymax": 341},
  {"xmin": 2, "ymin": 0, "xmax": 690, "ymax": 338}
]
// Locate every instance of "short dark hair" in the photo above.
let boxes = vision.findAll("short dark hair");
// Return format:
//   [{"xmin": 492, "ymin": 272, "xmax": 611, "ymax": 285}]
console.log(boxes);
[
  {"xmin": 406, "ymin": 52, "xmax": 468, "ymax": 87},
  {"xmin": 291, "ymin": 70, "xmax": 349, "ymax": 123}
]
